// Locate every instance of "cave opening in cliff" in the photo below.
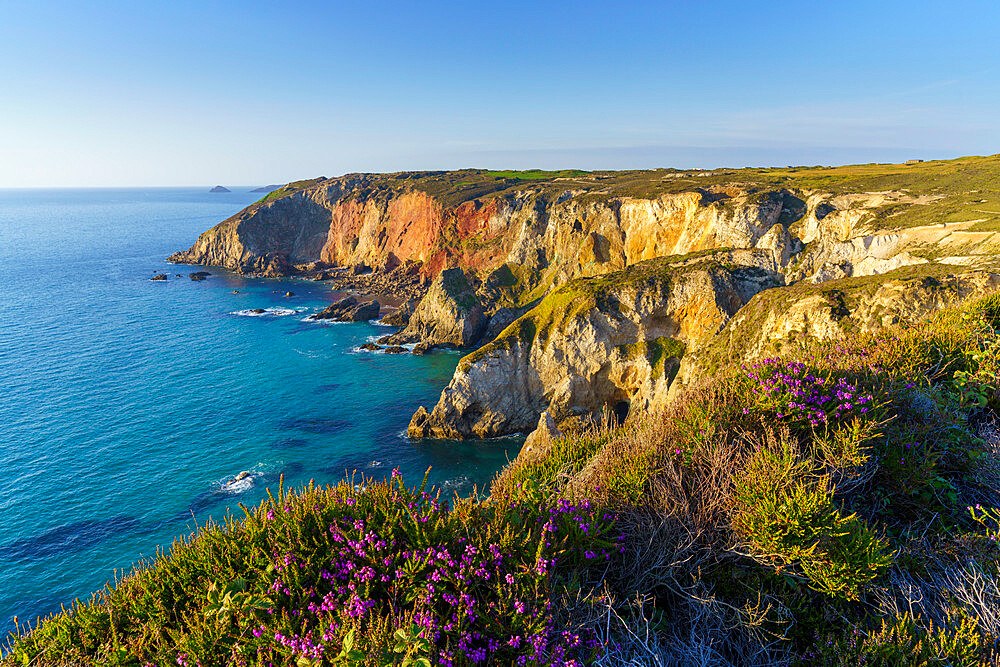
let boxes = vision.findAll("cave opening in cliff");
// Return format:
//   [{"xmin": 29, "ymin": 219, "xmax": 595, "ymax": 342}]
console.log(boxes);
[{"xmin": 612, "ymin": 400, "xmax": 630, "ymax": 426}]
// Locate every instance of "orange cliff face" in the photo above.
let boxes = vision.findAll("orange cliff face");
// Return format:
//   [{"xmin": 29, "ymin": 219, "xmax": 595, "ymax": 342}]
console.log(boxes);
[
  {"xmin": 320, "ymin": 192, "xmax": 443, "ymax": 271},
  {"xmin": 319, "ymin": 192, "xmax": 514, "ymax": 281}
]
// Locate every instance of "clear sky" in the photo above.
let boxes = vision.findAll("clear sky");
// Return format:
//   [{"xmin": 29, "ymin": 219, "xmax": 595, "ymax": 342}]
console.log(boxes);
[{"xmin": 2, "ymin": 0, "xmax": 998, "ymax": 187}]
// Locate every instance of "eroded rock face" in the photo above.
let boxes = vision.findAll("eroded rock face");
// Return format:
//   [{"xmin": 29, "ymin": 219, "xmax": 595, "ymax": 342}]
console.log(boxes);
[
  {"xmin": 168, "ymin": 176, "xmax": 805, "ymax": 293},
  {"xmin": 170, "ymin": 167, "xmax": 1000, "ymax": 301},
  {"xmin": 670, "ymin": 268, "xmax": 1000, "ymax": 398},
  {"xmin": 517, "ymin": 412, "xmax": 563, "ymax": 462},
  {"xmin": 408, "ymin": 251, "xmax": 783, "ymax": 438},
  {"xmin": 382, "ymin": 268, "xmax": 487, "ymax": 347}
]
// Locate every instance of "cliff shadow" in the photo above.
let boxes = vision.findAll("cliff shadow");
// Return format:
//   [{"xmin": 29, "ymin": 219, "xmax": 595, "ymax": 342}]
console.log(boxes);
[{"xmin": 0, "ymin": 515, "xmax": 141, "ymax": 561}]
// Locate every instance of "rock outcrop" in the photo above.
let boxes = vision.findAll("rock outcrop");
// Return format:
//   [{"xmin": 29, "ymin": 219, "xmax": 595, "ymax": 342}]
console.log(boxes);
[
  {"xmin": 408, "ymin": 250, "xmax": 783, "ymax": 438},
  {"xmin": 380, "ymin": 268, "xmax": 487, "ymax": 348},
  {"xmin": 670, "ymin": 265, "xmax": 1000, "ymax": 398},
  {"xmin": 380, "ymin": 299, "xmax": 419, "ymax": 327},
  {"xmin": 518, "ymin": 412, "xmax": 564, "ymax": 462},
  {"xmin": 310, "ymin": 296, "xmax": 381, "ymax": 322}
]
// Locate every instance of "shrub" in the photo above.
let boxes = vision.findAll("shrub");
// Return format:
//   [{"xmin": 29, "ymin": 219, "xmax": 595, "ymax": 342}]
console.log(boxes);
[
  {"xmin": 6, "ymin": 475, "xmax": 621, "ymax": 666},
  {"xmin": 805, "ymin": 612, "xmax": 995, "ymax": 666},
  {"xmin": 743, "ymin": 358, "xmax": 875, "ymax": 430},
  {"xmin": 732, "ymin": 437, "xmax": 892, "ymax": 600}
]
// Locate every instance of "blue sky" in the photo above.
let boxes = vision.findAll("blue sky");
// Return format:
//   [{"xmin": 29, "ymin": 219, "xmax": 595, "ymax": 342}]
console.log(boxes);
[{"xmin": 1, "ymin": 0, "xmax": 998, "ymax": 186}]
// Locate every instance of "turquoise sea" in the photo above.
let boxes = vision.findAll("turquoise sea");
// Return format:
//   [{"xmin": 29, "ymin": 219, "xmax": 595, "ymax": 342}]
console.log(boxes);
[{"xmin": 0, "ymin": 188, "xmax": 521, "ymax": 637}]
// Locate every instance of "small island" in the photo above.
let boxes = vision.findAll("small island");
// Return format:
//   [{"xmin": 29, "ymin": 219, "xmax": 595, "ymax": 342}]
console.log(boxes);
[{"xmin": 208, "ymin": 185, "xmax": 230, "ymax": 193}]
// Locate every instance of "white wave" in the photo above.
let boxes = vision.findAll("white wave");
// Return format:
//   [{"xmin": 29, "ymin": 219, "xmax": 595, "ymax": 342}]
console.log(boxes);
[
  {"xmin": 441, "ymin": 475, "xmax": 471, "ymax": 490},
  {"xmin": 302, "ymin": 315, "xmax": 348, "ymax": 325},
  {"xmin": 218, "ymin": 469, "xmax": 263, "ymax": 495},
  {"xmin": 232, "ymin": 307, "xmax": 296, "ymax": 317}
]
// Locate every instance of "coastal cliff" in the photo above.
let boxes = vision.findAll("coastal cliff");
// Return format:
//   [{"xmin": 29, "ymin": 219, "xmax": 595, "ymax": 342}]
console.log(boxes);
[
  {"xmin": 169, "ymin": 171, "xmax": 803, "ymax": 287},
  {"xmin": 407, "ymin": 250, "xmax": 783, "ymax": 438},
  {"xmin": 169, "ymin": 157, "xmax": 1000, "ymax": 440}
]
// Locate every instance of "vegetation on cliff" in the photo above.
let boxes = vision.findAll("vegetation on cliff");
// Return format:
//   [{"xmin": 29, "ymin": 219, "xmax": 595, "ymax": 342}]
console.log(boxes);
[
  {"xmin": 254, "ymin": 155, "xmax": 1000, "ymax": 228},
  {"xmin": 458, "ymin": 250, "xmax": 745, "ymax": 372},
  {"xmin": 9, "ymin": 293, "xmax": 1000, "ymax": 665}
]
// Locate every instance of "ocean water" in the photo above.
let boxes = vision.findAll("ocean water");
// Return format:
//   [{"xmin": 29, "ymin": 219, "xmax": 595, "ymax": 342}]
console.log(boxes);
[{"xmin": 0, "ymin": 188, "xmax": 521, "ymax": 636}]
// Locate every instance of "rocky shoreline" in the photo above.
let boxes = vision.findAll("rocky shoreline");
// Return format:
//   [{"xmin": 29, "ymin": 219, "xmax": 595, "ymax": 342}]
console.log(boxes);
[{"xmin": 167, "ymin": 159, "xmax": 1000, "ymax": 449}]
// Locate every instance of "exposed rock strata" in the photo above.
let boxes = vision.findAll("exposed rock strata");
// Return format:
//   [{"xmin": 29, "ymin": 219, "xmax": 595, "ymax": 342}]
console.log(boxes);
[
  {"xmin": 168, "ymin": 176, "xmax": 807, "ymax": 295},
  {"xmin": 171, "ymin": 165, "xmax": 1000, "ymax": 299}
]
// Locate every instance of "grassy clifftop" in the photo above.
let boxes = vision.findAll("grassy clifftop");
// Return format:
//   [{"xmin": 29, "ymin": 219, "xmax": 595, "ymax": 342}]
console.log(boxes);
[
  {"xmin": 9, "ymin": 293, "xmax": 1000, "ymax": 665},
  {"xmin": 266, "ymin": 154, "xmax": 1000, "ymax": 228}
]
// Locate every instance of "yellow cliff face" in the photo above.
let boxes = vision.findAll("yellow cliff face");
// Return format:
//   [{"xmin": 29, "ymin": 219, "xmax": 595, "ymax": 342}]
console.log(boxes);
[{"xmin": 620, "ymin": 193, "xmax": 708, "ymax": 262}]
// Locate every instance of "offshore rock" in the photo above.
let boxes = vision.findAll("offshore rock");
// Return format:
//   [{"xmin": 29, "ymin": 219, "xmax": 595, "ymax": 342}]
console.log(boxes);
[
  {"xmin": 341, "ymin": 300, "xmax": 380, "ymax": 321},
  {"xmin": 311, "ymin": 296, "xmax": 358, "ymax": 319},
  {"xmin": 381, "ymin": 298, "xmax": 419, "ymax": 327},
  {"xmin": 309, "ymin": 296, "xmax": 381, "ymax": 322},
  {"xmin": 311, "ymin": 296, "xmax": 381, "ymax": 322}
]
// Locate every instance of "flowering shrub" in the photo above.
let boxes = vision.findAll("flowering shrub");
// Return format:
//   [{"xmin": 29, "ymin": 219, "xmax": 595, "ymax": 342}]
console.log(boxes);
[
  {"xmin": 8, "ymin": 474, "xmax": 619, "ymax": 666},
  {"xmin": 257, "ymin": 475, "xmax": 618, "ymax": 666},
  {"xmin": 743, "ymin": 359, "xmax": 875, "ymax": 429}
]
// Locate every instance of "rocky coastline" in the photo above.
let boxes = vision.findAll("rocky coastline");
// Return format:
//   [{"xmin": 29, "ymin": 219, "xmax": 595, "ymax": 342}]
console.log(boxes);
[{"xmin": 168, "ymin": 158, "xmax": 1000, "ymax": 448}]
